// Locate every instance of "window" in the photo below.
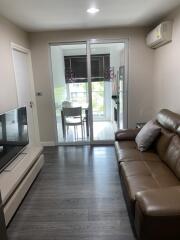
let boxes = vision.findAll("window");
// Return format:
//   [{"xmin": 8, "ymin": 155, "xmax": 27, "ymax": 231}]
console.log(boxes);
[
  {"xmin": 65, "ymin": 54, "xmax": 110, "ymax": 119},
  {"xmin": 68, "ymin": 82, "xmax": 88, "ymax": 105},
  {"xmin": 92, "ymin": 82, "xmax": 105, "ymax": 117},
  {"xmin": 64, "ymin": 54, "xmax": 110, "ymax": 83}
]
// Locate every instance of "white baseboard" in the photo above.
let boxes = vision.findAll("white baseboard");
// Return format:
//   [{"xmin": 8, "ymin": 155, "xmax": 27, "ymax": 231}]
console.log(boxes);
[{"xmin": 40, "ymin": 141, "xmax": 56, "ymax": 147}]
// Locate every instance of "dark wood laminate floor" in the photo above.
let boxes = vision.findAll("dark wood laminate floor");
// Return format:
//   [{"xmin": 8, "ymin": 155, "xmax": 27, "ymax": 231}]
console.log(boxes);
[{"xmin": 7, "ymin": 146, "xmax": 135, "ymax": 240}]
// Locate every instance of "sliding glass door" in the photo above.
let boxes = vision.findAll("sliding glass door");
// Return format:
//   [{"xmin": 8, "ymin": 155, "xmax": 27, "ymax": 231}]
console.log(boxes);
[
  {"xmin": 50, "ymin": 43, "xmax": 90, "ymax": 144},
  {"xmin": 50, "ymin": 40, "xmax": 128, "ymax": 145},
  {"xmin": 88, "ymin": 40, "xmax": 128, "ymax": 142}
]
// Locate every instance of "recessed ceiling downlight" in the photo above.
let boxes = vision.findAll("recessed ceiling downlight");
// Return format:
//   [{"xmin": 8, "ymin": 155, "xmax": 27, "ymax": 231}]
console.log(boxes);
[{"xmin": 87, "ymin": 7, "xmax": 100, "ymax": 14}]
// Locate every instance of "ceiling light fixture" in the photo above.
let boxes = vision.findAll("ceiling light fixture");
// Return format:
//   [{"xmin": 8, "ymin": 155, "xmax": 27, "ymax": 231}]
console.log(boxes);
[{"xmin": 87, "ymin": 7, "xmax": 100, "ymax": 14}]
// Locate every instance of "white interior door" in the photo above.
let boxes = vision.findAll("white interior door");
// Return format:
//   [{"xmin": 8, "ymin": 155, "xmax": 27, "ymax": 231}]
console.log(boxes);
[{"xmin": 12, "ymin": 48, "xmax": 40, "ymax": 146}]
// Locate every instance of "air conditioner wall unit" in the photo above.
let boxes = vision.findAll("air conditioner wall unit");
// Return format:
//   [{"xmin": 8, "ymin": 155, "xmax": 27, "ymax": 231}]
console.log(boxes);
[{"xmin": 146, "ymin": 21, "xmax": 172, "ymax": 49}]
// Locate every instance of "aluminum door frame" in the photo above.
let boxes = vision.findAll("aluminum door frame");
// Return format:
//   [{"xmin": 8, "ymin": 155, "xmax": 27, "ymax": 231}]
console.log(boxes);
[
  {"xmin": 87, "ymin": 39, "xmax": 129, "ymax": 145},
  {"xmin": 49, "ymin": 39, "xmax": 129, "ymax": 146}
]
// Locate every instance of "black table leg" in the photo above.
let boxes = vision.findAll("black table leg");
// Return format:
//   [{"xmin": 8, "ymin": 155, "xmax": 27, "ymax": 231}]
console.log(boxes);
[
  {"xmin": 85, "ymin": 109, "xmax": 89, "ymax": 137},
  {"xmin": 61, "ymin": 111, "xmax": 66, "ymax": 139}
]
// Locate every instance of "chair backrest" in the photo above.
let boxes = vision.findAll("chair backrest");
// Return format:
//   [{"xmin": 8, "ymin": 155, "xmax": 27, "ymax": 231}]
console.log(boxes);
[
  {"xmin": 62, "ymin": 101, "xmax": 72, "ymax": 108},
  {"xmin": 63, "ymin": 107, "xmax": 82, "ymax": 118}
]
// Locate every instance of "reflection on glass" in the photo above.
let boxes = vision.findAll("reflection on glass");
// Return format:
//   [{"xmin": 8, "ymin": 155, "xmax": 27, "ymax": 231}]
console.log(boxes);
[
  {"xmin": 51, "ymin": 42, "xmax": 127, "ymax": 143},
  {"xmin": 0, "ymin": 107, "xmax": 29, "ymax": 172},
  {"xmin": 90, "ymin": 42, "xmax": 125, "ymax": 141},
  {"xmin": 51, "ymin": 44, "xmax": 89, "ymax": 143},
  {"xmin": 0, "ymin": 107, "xmax": 28, "ymax": 144},
  {"xmin": 92, "ymin": 82, "xmax": 104, "ymax": 117},
  {"xmin": 68, "ymin": 82, "xmax": 88, "ymax": 105}
]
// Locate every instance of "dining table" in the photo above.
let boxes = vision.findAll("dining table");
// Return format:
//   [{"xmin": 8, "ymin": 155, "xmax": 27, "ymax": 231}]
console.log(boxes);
[{"xmin": 61, "ymin": 102, "xmax": 89, "ymax": 139}]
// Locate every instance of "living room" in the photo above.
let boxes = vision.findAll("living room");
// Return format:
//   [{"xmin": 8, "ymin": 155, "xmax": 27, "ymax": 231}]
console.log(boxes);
[{"xmin": 0, "ymin": 0, "xmax": 180, "ymax": 239}]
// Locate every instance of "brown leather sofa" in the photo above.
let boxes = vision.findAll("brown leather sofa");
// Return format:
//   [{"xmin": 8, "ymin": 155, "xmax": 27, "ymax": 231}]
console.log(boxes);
[
  {"xmin": 115, "ymin": 109, "xmax": 180, "ymax": 240},
  {"xmin": 0, "ymin": 192, "xmax": 7, "ymax": 240}
]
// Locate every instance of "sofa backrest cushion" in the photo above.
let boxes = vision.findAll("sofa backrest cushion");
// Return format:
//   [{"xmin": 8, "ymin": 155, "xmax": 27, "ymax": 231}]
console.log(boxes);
[
  {"xmin": 155, "ymin": 109, "xmax": 180, "ymax": 178},
  {"xmin": 156, "ymin": 109, "xmax": 180, "ymax": 135},
  {"xmin": 155, "ymin": 127, "xmax": 175, "ymax": 162},
  {"xmin": 177, "ymin": 126, "xmax": 180, "ymax": 136},
  {"xmin": 164, "ymin": 135, "xmax": 180, "ymax": 179}
]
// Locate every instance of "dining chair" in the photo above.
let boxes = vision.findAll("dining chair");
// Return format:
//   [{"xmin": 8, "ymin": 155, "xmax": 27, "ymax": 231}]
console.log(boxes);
[
  {"xmin": 62, "ymin": 107, "xmax": 84, "ymax": 140},
  {"xmin": 62, "ymin": 100, "xmax": 72, "ymax": 108}
]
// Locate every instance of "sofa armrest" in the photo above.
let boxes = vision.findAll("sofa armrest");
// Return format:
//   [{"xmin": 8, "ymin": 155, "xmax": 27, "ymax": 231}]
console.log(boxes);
[
  {"xmin": 135, "ymin": 187, "xmax": 180, "ymax": 240},
  {"xmin": 115, "ymin": 128, "xmax": 140, "ymax": 141}
]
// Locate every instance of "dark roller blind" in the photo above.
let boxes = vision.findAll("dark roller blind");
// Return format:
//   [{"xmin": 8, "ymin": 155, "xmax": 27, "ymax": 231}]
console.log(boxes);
[{"xmin": 64, "ymin": 54, "xmax": 110, "ymax": 83}]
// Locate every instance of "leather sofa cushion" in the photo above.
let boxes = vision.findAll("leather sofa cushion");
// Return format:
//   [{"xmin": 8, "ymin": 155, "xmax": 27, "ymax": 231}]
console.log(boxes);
[
  {"xmin": 135, "ymin": 186, "xmax": 180, "ymax": 216},
  {"xmin": 177, "ymin": 125, "xmax": 180, "ymax": 136},
  {"xmin": 115, "ymin": 141, "xmax": 160, "ymax": 163},
  {"xmin": 115, "ymin": 140, "xmax": 137, "ymax": 150},
  {"xmin": 155, "ymin": 127, "xmax": 174, "ymax": 162},
  {"xmin": 135, "ymin": 187, "xmax": 180, "ymax": 240},
  {"xmin": 156, "ymin": 109, "xmax": 180, "ymax": 134},
  {"xmin": 120, "ymin": 161, "xmax": 179, "ymax": 201},
  {"xmin": 164, "ymin": 136, "xmax": 180, "ymax": 179},
  {"xmin": 115, "ymin": 128, "xmax": 140, "ymax": 141}
]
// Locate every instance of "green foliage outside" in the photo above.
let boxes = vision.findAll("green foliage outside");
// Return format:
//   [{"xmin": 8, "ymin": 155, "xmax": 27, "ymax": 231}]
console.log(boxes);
[
  {"xmin": 54, "ymin": 82, "xmax": 105, "ymax": 117},
  {"xmin": 92, "ymin": 82, "xmax": 104, "ymax": 116}
]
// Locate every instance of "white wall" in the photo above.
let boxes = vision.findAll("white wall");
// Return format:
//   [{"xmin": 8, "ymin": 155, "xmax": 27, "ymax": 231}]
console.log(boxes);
[
  {"xmin": 29, "ymin": 27, "xmax": 154, "ymax": 143},
  {"xmin": 152, "ymin": 7, "xmax": 180, "ymax": 115},
  {"xmin": 0, "ymin": 15, "xmax": 29, "ymax": 114}
]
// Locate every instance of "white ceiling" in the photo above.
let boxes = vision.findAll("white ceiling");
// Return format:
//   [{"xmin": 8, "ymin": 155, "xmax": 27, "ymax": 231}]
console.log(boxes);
[{"xmin": 0, "ymin": 0, "xmax": 179, "ymax": 32}]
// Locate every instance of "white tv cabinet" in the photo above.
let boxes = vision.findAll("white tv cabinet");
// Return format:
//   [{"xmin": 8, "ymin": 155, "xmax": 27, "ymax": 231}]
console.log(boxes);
[{"xmin": 0, "ymin": 146, "xmax": 44, "ymax": 225}]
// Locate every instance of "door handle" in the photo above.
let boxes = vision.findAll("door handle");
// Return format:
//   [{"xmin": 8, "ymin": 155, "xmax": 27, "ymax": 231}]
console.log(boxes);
[{"xmin": 29, "ymin": 101, "xmax": 33, "ymax": 108}]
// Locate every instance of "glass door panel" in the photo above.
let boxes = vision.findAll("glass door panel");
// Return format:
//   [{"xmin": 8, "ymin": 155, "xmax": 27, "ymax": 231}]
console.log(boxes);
[
  {"xmin": 50, "ymin": 43, "xmax": 90, "ymax": 144},
  {"xmin": 89, "ymin": 42, "xmax": 126, "ymax": 141},
  {"xmin": 92, "ymin": 81, "xmax": 105, "ymax": 118},
  {"xmin": 50, "ymin": 40, "xmax": 128, "ymax": 145}
]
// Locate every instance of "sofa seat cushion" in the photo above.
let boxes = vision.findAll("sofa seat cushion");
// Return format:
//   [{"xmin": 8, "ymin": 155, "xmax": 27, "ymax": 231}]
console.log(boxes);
[
  {"xmin": 120, "ymin": 161, "xmax": 179, "ymax": 202},
  {"xmin": 135, "ymin": 186, "xmax": 180, "ymax": 216},
  {"xmin": 135, "ymin": 187, "xmax": 180, "ymax": 240},
  {"xmin": 115, "ymin": 141, "xmax": 160, "ymax": 163}
]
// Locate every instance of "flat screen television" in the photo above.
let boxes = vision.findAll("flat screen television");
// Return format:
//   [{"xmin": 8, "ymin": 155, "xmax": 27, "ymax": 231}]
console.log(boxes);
[{"xmin": 0, "ymin": 107, "xmax": 29, "ymax": 172}]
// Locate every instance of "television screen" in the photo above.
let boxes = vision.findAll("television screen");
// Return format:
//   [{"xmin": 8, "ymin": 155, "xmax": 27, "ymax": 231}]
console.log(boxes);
[{"xmin": 0, "ymin": 107, "xmax": 29, "ymax": 172}]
